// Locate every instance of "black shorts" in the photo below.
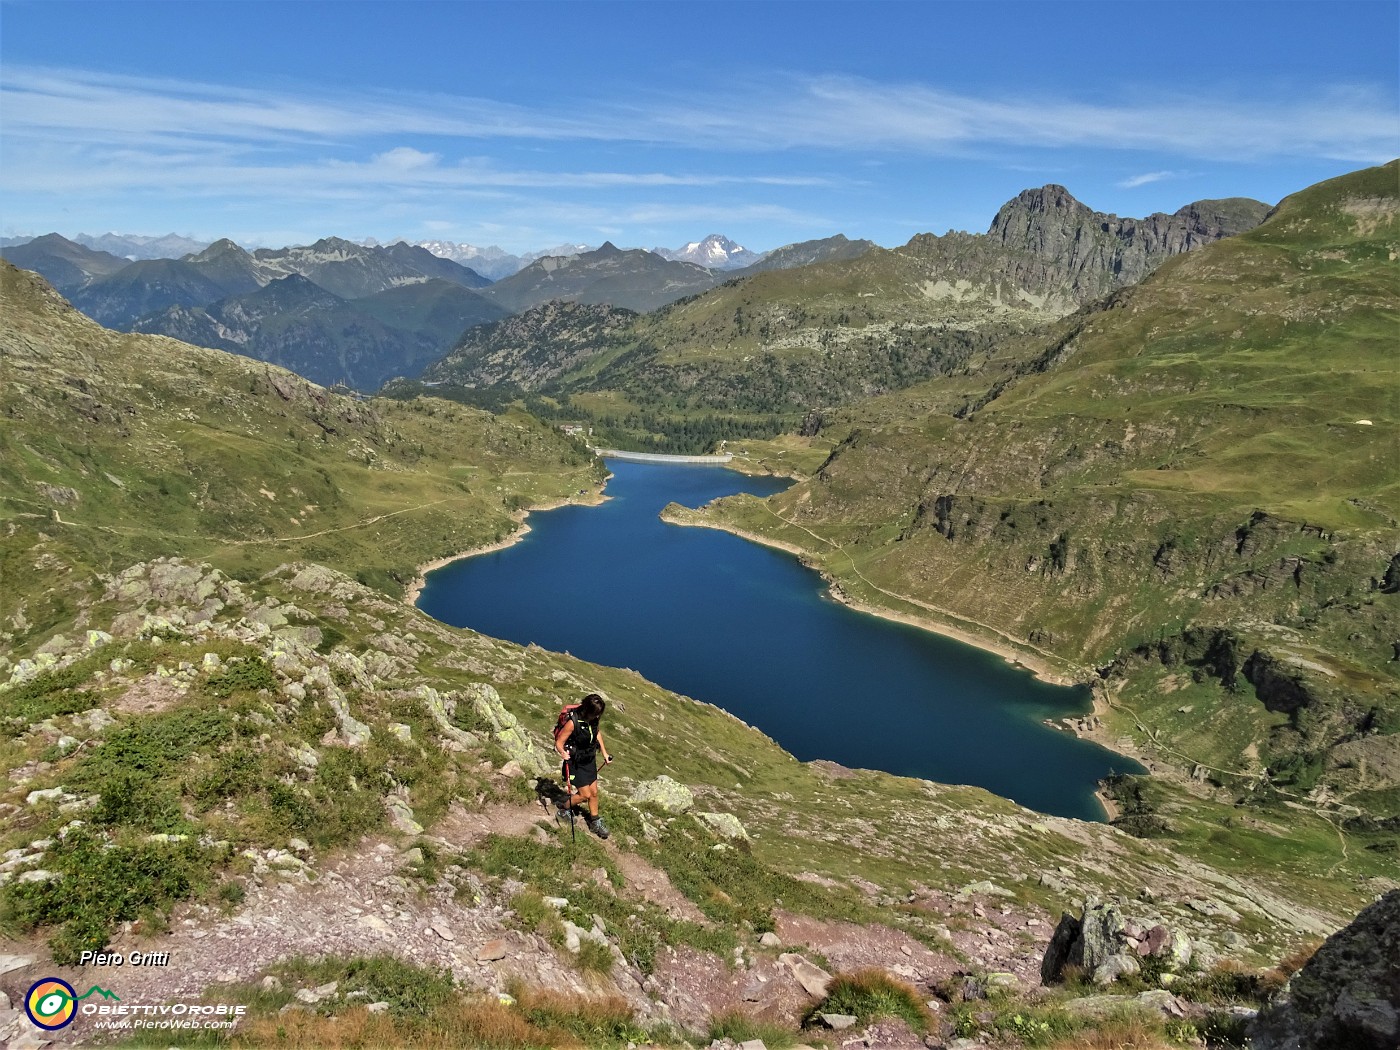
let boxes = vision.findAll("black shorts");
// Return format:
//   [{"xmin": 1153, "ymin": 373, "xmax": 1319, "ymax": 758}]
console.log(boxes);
[{"xmin": 565, "ymin": 754, "xmax": 598, "ymax": 789}]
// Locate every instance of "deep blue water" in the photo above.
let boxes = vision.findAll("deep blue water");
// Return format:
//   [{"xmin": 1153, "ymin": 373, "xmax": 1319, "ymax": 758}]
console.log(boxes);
[{"xmin": 418, "ymin": 460, "xmax": 1142, "ymax": 820}]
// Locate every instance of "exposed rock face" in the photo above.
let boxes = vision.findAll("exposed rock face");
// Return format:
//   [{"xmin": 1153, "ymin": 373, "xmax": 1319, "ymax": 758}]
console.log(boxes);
[
  {"xmin": 1042, "ymin": 899, "xmax": 1191, "ymax": 986},
  {"xmin": 425, "ymin": 299, "xmax": 638, "ymax": 391},
  {"xmin": 983, "ymin": 186, "xmax": 1270, "ymax": 307},
  {"xmin": 1249, "ymin": 890, "xmax": 1400, "ymax": 1050}
]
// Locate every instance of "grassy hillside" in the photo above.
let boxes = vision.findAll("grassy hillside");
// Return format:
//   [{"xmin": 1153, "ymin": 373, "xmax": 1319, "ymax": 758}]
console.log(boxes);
[
  {"xmin": 0, "ymin": 261, "xmax": 604, "ymax": 651},
  {"xmin": 689, "ymin": 161, "xmax": 1400, "ymax": 818}
]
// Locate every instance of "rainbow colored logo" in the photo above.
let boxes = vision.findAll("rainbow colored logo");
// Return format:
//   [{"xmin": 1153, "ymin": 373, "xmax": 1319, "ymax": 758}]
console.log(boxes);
[{"xmin": 24, "ymin": 978, "xmax": 120, "ymax": 1030}]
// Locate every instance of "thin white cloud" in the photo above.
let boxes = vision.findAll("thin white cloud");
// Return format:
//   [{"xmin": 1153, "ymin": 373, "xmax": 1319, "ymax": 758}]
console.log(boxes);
[
  {"xmin": 3, "ymin": 65, "xmax": 1396, "ymax": 163},
  {"xmin": 1118, "ymin": 170, "xmax": 1185, "ymax": 189}
]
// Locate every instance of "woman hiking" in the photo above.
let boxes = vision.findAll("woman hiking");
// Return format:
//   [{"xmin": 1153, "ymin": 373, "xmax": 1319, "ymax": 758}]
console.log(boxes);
[{"xmin": 555, "ymin": 693, "xmax": 613, "ymax": 839}]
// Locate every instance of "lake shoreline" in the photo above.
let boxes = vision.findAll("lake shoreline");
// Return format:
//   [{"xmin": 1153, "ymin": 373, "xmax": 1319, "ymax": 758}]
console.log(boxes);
[
  {"xmin": 662, "ymin": 509, "xmax": 1146, "ymax": 822},
  {"xmin": 403, "ymin": 480, "xmax": 609, "ymax": 608},
  {"xmin": 661, "ymin": 512, "xmax": 1075, "ymax": 686}
]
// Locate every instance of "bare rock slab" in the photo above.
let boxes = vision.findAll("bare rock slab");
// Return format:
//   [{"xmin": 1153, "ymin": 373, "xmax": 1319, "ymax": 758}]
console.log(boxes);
[{"xmin": 779, "ymin": 951, "xmax": 833, "ymax": 998}]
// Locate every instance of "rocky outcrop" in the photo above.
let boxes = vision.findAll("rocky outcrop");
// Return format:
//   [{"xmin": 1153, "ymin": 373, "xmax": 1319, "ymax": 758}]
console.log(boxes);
[
  {"xmin": 1042, "ymin": 899, "xmax": 1191, "ymax": 986},
  {"xmin": 630, "ymin": 775, "xmax": 695, "ymax": 814},
  {"xmin": 423, "ymin": 299, "xmax": 639, "ymax": 391},
  {"xmin": 1249, "ymin": 890, "xmax": 1400, "ymax": 1050},
  {"xmin": 983, "ymin": 186, "xmax": 1269, "ymax": 307}
]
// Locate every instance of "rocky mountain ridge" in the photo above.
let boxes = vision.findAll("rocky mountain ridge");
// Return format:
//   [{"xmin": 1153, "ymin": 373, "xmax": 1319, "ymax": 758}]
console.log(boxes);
[
  {"xmin": 437, "ymin": 184, "xmax": 1267, "ymax": 444},
  {"xmin": 972, "ymin": 187, "xmax": 1272, "ymax": 308},
  {"xmin": 131, "ymin": 274, "xmax": 509, "ymax": 389},
  {"xmin": 421, "ymin": 299, "xmax": 639, "ymax": 390}
]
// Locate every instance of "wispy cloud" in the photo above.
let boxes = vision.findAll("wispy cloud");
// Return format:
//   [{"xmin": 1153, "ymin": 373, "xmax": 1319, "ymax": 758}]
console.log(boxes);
[
  {"xmin": 5, "ymin": 65, "xmax": 1397, "ymax": 163},
  {"xmin": 1117, "ymin": 170, "xmax": 1187, "ymax": 189},
  {"xmin": 3, "ymin": 64, "xmax": 1395, "ymax": 246}
]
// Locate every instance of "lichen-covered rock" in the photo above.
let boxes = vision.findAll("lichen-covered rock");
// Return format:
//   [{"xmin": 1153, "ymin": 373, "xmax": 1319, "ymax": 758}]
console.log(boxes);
[
  {"xmin": 630, "ymin": 775, "xmax": 695, "ymax": 814},
  {"xmin": 958, "ymin": 880, "xmax": 1015, "ymax": 898},
  {"xmin": 1044, "ymin": 899, "xmax": 1186, "ymax": 985},
  {"xmin": 463, "ymin": 682, "xmax": 548, "ymax": 775},
  {"xmin": 416, "ymin": 685, "xmax": 480, "ymax": 751},
  {"xmin": 386, "ymin": 797, "xmax": 423, "ymax": 835},
  {"xmin": 695, "ymin": 812, "xmax": 749, "ymax": 840},
  {"xmin": 1093, "ymin": 952, "xmax": 1141, "ymax": 985},
  {"xmin": 779, "ymin": 952, "xmax": 833, "ymax": 998},
  {"xmin": 301, "ymin": 664, "xmax": 371, "ymax": 746},
  {"xmin": 285, "ymin": 563, "xmax": 372, "ymax": 602},
  {"xmin": 1249, "ymin": 890, "xmax": 1400, "ymax": 1050}
]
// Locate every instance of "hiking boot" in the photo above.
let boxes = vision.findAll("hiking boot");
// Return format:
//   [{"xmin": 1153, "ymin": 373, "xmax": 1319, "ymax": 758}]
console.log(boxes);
[
  {"xmin": 587, "ymin": 816, "xmax": 610, "ymax": 839},
  {"xmin": 556, "ymin": 799, "xmax": 576, "ymax": 820}
]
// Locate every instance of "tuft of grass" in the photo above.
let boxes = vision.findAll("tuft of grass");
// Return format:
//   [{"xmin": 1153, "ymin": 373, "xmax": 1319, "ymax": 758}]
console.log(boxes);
[
  {"xmin": 513, "ymin": 985, "xmax": 648, "ymax": 1046},
  {"xmin": 574, "ymin": 937, "xmax": 615, "ymax": 976},
  {"xmin": 708, "ymin": 1009, "xmax": 804, "ymax": 1049},
  {"xmin": 807, "ymin": 968, "xmax": 932, "ymax": 1033},
  {"xmin": 1045, "ymin": 1014, "xmax": 1177, "ymax": 1049},
  {"xmin": 1169, "ymin": 958, "xmax": 1287, "ymax": 1006}
]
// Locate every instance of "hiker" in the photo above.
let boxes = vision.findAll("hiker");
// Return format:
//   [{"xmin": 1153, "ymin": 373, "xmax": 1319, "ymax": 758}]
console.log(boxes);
[{"xmin": 555, "ymin": 692, "xmax": 613, "ymax": 839}]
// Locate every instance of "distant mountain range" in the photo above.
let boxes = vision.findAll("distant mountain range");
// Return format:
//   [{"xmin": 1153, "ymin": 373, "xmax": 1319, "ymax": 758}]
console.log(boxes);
[
  {"xmin": 418, "ymin": 186, "xmax": 1270, "ymax": 428},
  {"xmin": 130, "ymin": 273, "xmax": 508, "ymax": 390},
  {"xmin": 475, "ymin": 241, "xmax": 719, "ymax": 314},
  {"xmin": 393, "ymin": 241, "xmax": 596, "ymax": 281},
  {"xmin": 1, "ymin": 234, "xmax": 491, "ymax": 330},
  {"xmin": 2, "ymin": 190, "xmax": 1259, "ymax": 400},
  {"xmin": 0, "ymin": 231, "xmax": 210, "ymax": 259}
]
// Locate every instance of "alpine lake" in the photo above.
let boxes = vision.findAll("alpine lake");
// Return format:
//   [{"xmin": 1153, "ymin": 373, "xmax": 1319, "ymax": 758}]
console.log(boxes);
[{"xmin": 417, "ymin": 459, "xmax": 1143, "ymax": 821}]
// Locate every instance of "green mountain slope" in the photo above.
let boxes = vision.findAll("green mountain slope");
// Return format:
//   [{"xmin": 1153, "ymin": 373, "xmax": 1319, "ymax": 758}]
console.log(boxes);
[
  {"xmin": 0, "ymin": 261, "xmax": 604, "ymax": 646},
  {"xmin": 686, "ymin": 161, "xmax": 1400, "ymax": 814}
]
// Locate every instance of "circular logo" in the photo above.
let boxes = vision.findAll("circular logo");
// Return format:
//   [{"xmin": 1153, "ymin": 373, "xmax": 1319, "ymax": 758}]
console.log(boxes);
[{"xmin": 25, "ymin": 977, "xmax": 78, "ymax": 1030}]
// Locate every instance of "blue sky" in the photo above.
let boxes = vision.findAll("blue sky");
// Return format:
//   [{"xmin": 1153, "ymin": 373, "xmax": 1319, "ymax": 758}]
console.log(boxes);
[{"xmin": 1, "ymin": 1, "xmax": 1396, "ymax": 254}]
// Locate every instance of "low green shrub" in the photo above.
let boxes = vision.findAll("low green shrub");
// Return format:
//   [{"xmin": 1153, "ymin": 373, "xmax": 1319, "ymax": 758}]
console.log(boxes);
[
  {"xmin": 0, "ymin": 651, "xmax": 108, "ymax": 729},
  {"xmin": 204, "ymin": 656, "xmax": 277, "ymax": 698},
  {"xmin": 1, "ymin": 829, "xmax": 223, "ymax": 965}
]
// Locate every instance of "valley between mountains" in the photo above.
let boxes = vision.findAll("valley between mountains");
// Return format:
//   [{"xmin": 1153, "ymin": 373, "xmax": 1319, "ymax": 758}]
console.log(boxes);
[{"xmin": 0, "ymin": 162, "xmax": 1396, "ymax": 1050}]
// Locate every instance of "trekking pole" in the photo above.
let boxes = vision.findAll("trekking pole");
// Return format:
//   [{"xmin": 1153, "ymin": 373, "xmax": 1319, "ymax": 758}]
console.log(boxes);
[{"xmin": 564, "ymin": 756, "xmax": 576, "ymax": 844}]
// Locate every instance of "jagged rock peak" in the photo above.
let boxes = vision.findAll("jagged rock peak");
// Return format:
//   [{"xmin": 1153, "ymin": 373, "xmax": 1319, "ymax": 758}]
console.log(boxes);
[{"xmin": 993, "ymin": 184, "xmax": 1093, "ymax": 225}]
